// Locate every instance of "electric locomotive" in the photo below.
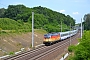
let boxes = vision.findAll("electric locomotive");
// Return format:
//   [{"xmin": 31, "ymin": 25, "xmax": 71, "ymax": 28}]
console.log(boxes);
[{"xmin": 43, "ymin": 32, "xmax": 60, "ymax": 45}]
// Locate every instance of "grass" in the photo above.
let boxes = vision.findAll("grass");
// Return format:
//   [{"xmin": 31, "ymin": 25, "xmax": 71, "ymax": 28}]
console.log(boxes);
[
  {"xmin": 9, "ymin": 52, "xmax": 15, "ymax": 55},
  {"xmin": 0, "ymin": 29, "xmax": 31, "ymax": 37},
  {"xmin": 34, "ymin": 29, "xmax": 47, "ymax": 34},
  {"xmin": 0, "ymin": 29, "xmax": 47, "ymax": 37}
]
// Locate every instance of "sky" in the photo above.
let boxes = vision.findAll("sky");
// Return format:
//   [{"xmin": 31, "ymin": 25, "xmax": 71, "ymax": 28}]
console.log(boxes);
[{"xmin": 0, "ymin": 0, "xmax": 90, "ymax": 24}]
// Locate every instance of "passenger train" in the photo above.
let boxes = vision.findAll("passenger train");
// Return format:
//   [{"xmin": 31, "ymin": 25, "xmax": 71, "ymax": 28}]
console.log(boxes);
[{"xmin": 43, "ymin": 30, "xmax": 78, "ymax": 45}]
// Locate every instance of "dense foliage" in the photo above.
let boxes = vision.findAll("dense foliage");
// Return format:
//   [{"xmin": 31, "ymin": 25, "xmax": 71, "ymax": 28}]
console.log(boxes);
[
  {"xmin": 0, "ymin": 18, "xmax": 31, "ymax": 32},
  {"xmin": 0, "ymin": 5, "xmax": 75, "ymax": 32},
  {"xmin": 83, "ymin": 13, "xmax": 90, "ymax": 30},
  {"xmin": 69, "ymin": 31, "xmax": 90, "ymax": 60},
  {"xmin": 68, "ymin": 45, "xmax": 75, "ymax": 52}
]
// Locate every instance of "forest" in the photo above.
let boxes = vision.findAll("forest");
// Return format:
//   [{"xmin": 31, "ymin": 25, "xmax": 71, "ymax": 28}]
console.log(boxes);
[{"xmin": 0, "ymin": 5, "xmax": 75, "ymax": 33}]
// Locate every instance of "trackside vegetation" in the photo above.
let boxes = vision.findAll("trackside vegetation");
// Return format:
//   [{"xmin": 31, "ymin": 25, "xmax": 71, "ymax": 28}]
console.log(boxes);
[
  {"xmin": 0, "ymin": 5, "xmax": 75, "ymax": 33},
  {"xmin": 0, "ymin": 18, "xmax": 32, "ymax": 34},
  {"xmin": 83, "ymin": 13, "xmax": 90, "ymax": 30},
  {"xmin": 68, "ymin": 31, "xmax": 90, "ymax": 60}
]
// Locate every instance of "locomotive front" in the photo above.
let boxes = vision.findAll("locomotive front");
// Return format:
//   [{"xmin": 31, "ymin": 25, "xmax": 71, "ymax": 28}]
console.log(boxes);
[{"xmin": 43, "ymin": 33, "xmax": 60, "ymax": 45}]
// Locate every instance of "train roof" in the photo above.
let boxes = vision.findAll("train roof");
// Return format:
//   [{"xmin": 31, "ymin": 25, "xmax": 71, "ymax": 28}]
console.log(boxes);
[
  {"xmin": 44, "ymin": 29, "xmax": 77, "ymax": 36},
  {"xmin": 44, "ymin": 32, "xmax": 59, "ymax": 36}
]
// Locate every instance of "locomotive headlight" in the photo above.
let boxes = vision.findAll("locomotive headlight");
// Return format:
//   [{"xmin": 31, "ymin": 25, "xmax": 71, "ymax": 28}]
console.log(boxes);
[
  {"xmin": 48, "ymin": 38, "xmax": 51, "ymax": 41},
  {"xmin": 48, "ymin": 39, "xmax": 50, "ymax": 41},
  {"xmin": 44, "ymin": 36, "xmax": 51, "ymax": 42},
  {"xmin": 44, "ymin": 39, "xmax": 49, "ymax": 42}
]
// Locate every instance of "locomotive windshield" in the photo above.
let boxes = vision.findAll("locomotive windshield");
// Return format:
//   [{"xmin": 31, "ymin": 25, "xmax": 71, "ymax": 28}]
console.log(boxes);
[
  {"xmin": 44, "ymin": 36, "xmax": 50, "ymax": 39},
  {"xmin": 44, "ymin": 34, "xmax": 51, "ymax": 39}
]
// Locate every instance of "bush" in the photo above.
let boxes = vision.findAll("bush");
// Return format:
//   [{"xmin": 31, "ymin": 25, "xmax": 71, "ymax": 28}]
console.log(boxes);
[
  {"xmin": 9, "ymin": 52, "xmax": 14, "ymax": 55},
  {"xmin": 68, "ymin": 45, "xmax": 75, "ymax": 52},
  {"xmin": 69, "ymin": 31, "xmax": 90, "ymax": 60}
]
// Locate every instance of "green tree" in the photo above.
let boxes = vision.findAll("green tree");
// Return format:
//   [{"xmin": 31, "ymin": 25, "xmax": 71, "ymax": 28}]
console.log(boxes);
[
  {"xmin": 83, "ymin": 13, "xmax": 90, "ymax": 30},
  {"xmin": 0, "ymin": 8, "xmax": 6, "ymax": 18}
]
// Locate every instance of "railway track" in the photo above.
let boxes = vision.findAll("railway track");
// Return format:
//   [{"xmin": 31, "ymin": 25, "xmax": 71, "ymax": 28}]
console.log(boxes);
[
  {"xmin": 30, "ymin": 41, "xmax": 70, "ymax": 60},
  {"xmin": 2, "ymin": 31, "xmax": 80, "ymax": 60},
  {"xmin": 3, "ymin": 45, "xmax": 47, "ymax": 60}
]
